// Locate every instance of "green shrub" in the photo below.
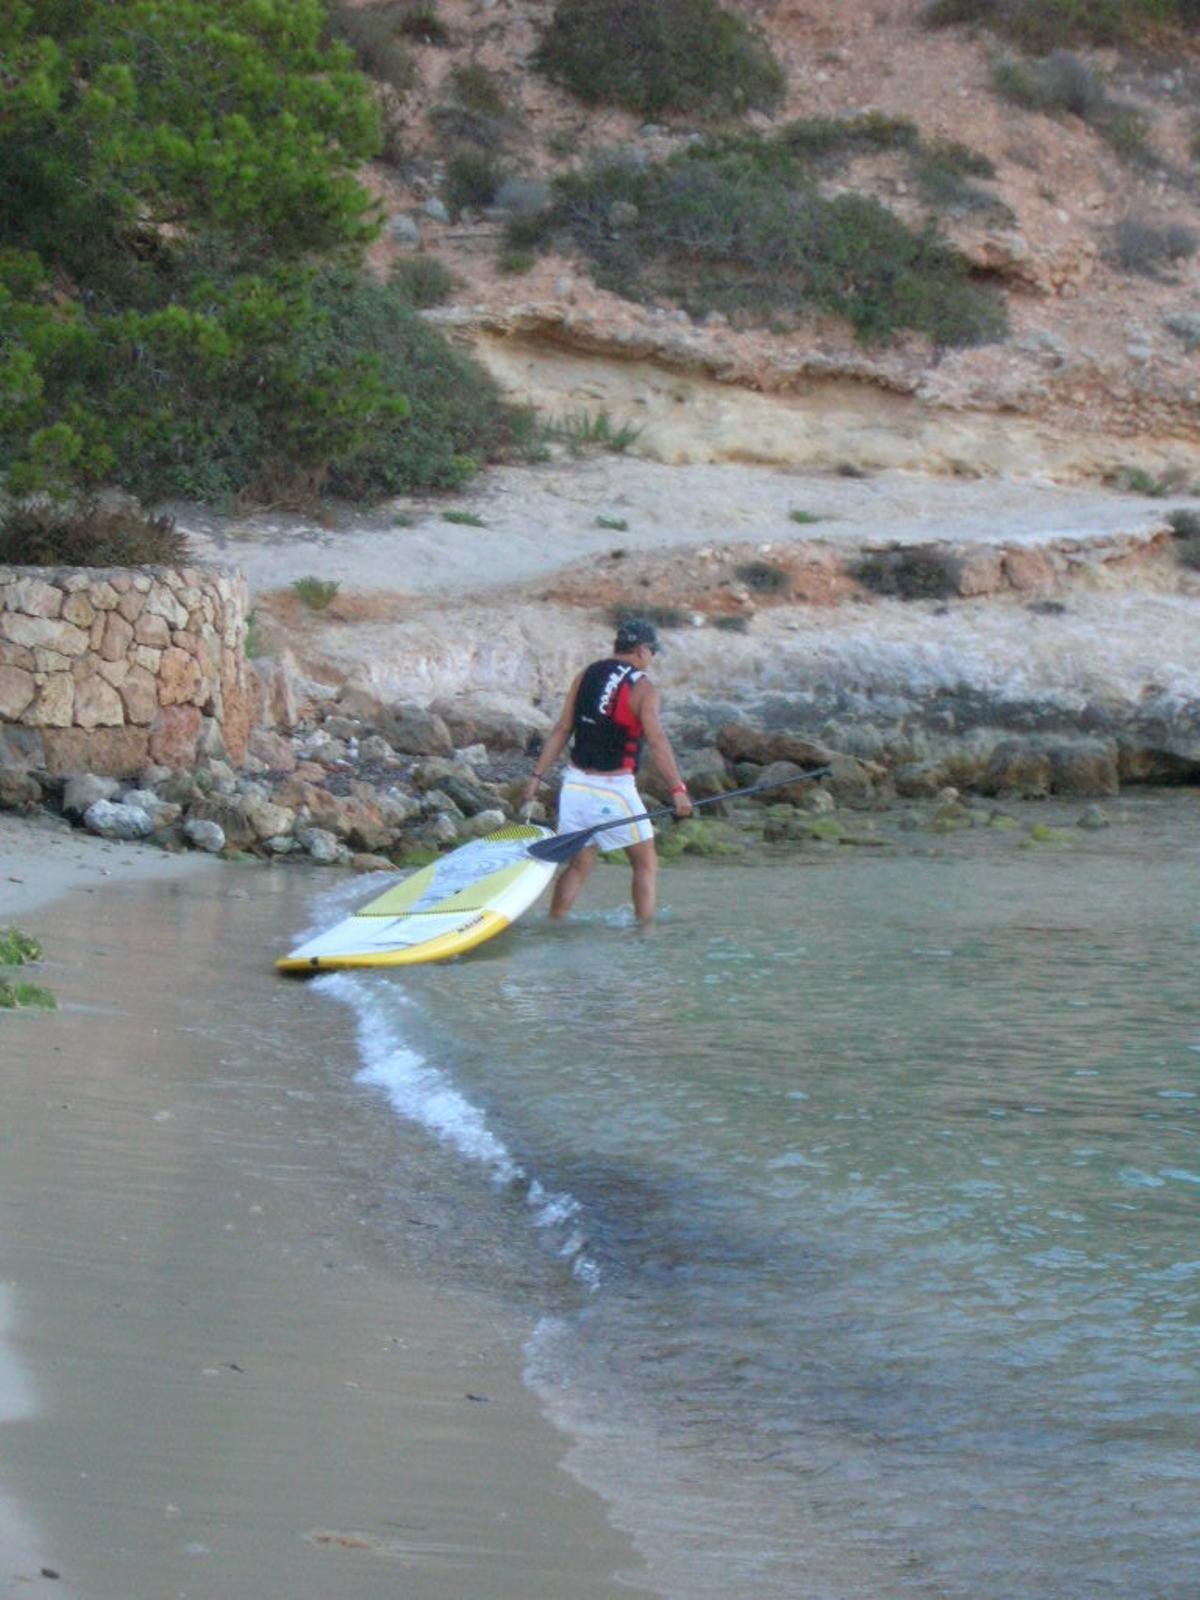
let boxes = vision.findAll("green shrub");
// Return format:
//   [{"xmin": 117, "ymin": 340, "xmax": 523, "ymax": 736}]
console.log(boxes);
[
  {"xmin": 0, "ymin": 499, "xmax": 188, "ymax": 566},
  {"xmin": 391, "ymin": 255, "xmax": 456, "ymax": 307},
  {"xmin": 775, "ymin": 113, "xmax": 920, "ymax": 162},
  {"xmin": 293, "ymin": 576, "xmax": 340, "ymax": 609},
  {"xmin": 927, "ymin": 0, "xmax": 1136, "ymax": 50},
  {"xmin": 852, "ymin": 546, "xmax": 959, "ymax": 600},
  {"xmin": 705, "ymin": 116, "xmax": 1006, "ymax": 217},
  {"xmin": 992, "ymin": 50, "xmax": 1156, "ymax": 163},
  {"xmin": 442, "ymin": 509, "xmax": 486, "ymax": 526},
  {"xmin": 1176, "ymin": 535, "xmax": 1200, "ymax": 568},
  {"xmin": 530, "ymin": 140, "xmax": 1006, "ymax": 347},
  {"xmin": 1166, "ymin": 507, "xmax": 1200, "ymax": 537},
  {"xmin": 734, "ymin": 560, "xmax": 789, "ymax": 593},
  {"xmin": 608, "ymin": 604, "xmax": 688, "ymax": 630},
  {"xmin": 498, "ymin": 250, "xmax": 536, "ymax": 275},
  {"xmin": 596, "ymin": 515, "xmax": 629, "ymax": 531},
  {"xmin": 451, "ymin": 63, "xmax": 507, "ymax": 116},
  {"xmin": 444, "ymin": 149, "xmax": 505, "ymax": 217},
  {"xmin": 293, "ymin": 268, "xmax": 532, "ymax": 497},
  {"xmin": 1107, "ymin": 464, "xmax": 1188, "ymax": 495},
  {"xmin": 549, "ymin": 410, "xmax": 644, "ymax": 454},
  {"xmin": 711, "ymin": 613, "xmax": 750, "ymax": 632},
  {"xmin": 1108, "ymin": 217, "xmax": 1199, "ymax": 276},
  {"xmin": 534, "ymin": 0, "xmax": 786, "ymax": 119},
  {"xmin": 0, "ymin": 980, "xmax": 57, "ymax": 1011},
  {"xmin": 429, "ymin": 102, "xmax": 509, "ymax": 151},
  {"xmin": 324, "ymin": 1, "xmax": 417, "ymax": 93},
  {"xmin": 911, "ymin": 141, "xmax": 1010, "ymax": 215},
  {"xmin": 993, "ymin": 52, "xmax": 1109, "ymax": 118},
  {"xmin": 788, "ymin": 509, "xmax": 822, "ymax": 524},
  {"xmin": 396, "ymin": 3, "xmax": 451, "ymax": 45},
  {"xmin": 0, "ymin": 1, "xmax": 388, "ymax": 504},
  {"xmin": 0, "ymin": 928, "xmax": 42, "ymax": 966},
  {"xmin": 244, "ymin": 606, "xmax": 264, "ymax": 659}
]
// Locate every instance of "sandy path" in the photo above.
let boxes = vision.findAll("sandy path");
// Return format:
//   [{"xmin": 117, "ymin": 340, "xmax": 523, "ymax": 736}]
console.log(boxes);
[{"xmin": 178, "ymin": 459, "xmax": 1178, "ymax": 599}]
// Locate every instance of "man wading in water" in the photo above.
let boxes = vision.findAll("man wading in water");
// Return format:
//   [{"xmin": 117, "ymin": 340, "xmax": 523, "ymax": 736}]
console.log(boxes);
[{"xmin": 521, "ymin": 619, "xmax": 694, "ymax": 924}]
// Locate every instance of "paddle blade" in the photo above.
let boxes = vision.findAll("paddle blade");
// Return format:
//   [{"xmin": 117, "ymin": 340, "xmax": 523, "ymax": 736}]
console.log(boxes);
[{"xmin": 526, "ymin": 828, "xmax": 600, "ymax": 865}]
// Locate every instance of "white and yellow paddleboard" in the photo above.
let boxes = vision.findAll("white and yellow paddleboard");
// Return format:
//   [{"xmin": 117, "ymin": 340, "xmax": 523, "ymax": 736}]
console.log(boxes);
[{"xmin": 276, "ymin": 823, "xmax": 556, "ymax": 973}]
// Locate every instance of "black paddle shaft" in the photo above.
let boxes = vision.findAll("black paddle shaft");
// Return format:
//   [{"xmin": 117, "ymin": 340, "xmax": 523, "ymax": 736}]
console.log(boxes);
[{"xmin": 526, "ymin": 766, "xmax": 833, "ymax": 864}]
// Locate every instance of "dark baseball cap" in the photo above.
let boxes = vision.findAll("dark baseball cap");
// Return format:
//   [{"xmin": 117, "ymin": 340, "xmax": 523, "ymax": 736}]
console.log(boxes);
[{"xmin": 614, "ymin": 617, "xmax": 660, "ymax": 654}]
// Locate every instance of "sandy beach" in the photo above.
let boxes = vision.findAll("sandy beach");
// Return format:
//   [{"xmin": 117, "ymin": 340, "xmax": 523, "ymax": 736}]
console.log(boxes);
[{"xmin": 0, "ymin": 821, "xmax": 650, "ymax": 1600}]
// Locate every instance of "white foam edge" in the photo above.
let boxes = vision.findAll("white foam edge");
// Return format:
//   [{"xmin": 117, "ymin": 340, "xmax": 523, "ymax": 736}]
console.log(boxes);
[{"xmin": 316, "ymin": 973, "xmax": 601, "ymax": 1286}]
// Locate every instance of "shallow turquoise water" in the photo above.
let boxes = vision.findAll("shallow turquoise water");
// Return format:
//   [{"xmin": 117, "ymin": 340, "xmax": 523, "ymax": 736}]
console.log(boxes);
[{"xmin": 320, "ymin": 798, "xmax": 1200, "ymax": 1598}]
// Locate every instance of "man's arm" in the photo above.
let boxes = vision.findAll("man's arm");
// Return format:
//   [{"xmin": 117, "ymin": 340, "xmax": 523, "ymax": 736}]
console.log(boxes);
[
  {"xmin": 634, "ymin": 681, "xmax": 693, "ymax": 818},
  {"xmin": 521, "ymin": 673, "xmax": 581, "ymax": 807}
]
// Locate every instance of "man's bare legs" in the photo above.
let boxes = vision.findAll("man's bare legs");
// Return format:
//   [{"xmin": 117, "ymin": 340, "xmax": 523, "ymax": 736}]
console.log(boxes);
[
  {"xmin": 549, "ymin": 845, "xmax": 598, "ymax": 919},
  {"xmin": 626, "ymin": 839, "xmax": 658, "ymax": 924},
  {"xmin": 548, "ymin": 838, "xmax": 659, "ymax": 923}
]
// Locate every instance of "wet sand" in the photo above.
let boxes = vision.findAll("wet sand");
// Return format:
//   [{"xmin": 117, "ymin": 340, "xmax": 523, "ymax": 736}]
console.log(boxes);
[{"xmin": 0, "ymin": 823, "xmax": 650, "ymax": 1600}]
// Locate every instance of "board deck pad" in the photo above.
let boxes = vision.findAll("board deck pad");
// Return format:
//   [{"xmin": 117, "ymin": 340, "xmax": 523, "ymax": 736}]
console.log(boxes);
[{"xmin": 276, "ymin": 824, "xmax": 556, "ymax": 972}]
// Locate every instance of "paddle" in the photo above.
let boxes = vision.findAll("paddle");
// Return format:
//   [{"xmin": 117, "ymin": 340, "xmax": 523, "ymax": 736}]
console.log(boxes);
[{"xmin": 525, "ymin": 766, "xmax": 833, "ymax": 864}]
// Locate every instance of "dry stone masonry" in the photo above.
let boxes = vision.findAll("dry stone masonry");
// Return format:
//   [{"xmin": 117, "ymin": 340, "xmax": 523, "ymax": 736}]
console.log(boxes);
[{"xmin": 0, "ymin": 565, "xmax": 250, "ymax": 777}]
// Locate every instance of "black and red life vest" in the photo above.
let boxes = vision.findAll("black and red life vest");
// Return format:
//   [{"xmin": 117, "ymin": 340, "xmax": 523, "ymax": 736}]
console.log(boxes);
[{"xmin": 570, "ymin": 657, "xmax": 645, "ymax": 772}]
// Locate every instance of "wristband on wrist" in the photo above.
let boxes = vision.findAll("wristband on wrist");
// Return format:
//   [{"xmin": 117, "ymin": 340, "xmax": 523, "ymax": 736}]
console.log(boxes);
[{"xmin": 671, "ymin": 782, "xmax": 688, "ymax": 795}]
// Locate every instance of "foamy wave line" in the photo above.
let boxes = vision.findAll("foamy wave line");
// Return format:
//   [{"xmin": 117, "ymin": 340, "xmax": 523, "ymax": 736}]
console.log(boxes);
[{"xmin": 316, "ymin": 972, "xmax": 600, "ymax": 1288}]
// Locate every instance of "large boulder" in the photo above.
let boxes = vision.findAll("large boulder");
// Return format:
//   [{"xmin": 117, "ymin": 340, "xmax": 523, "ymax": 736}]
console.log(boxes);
[
  {"xmin": 0, "ymin": 767, "xmax": 42, "ymax": 811},
  {"xmin": 681, "ymin": 747, "xmax": 733, "ymax": 800},
  {"xmin": 183, "ymin": 817, "xmax": 226, "ymax": 853},
  {"xmin": 251, "ymin": 656, "xmax": 302, "ymax": 731},
  {"xmin": 460, "ymin": 807, "xmax": 508, "ymax": 838},
  {"xmin": 247, "ymin": 728, "xmax": 298, "ymax": 773},
  {"xmin": 240, "ymin": 797, "xmax": 296, "ymax": 842},
  {"xmin": 62, "ymin": 773, "xmax": 121, "ymax": 818},
  {"xmin": 336, "ymin": 795, "xmax": 395, "ymax": 854},
  {"xmin": 892, "ymin": 761, "xmax": 948, "ymax": 799},
  {"xmin": 754, "ymin": 760, "xmax": 826, "ymax": 806},
  {"xmin": 352, "ymin": 783, "xmax": 420, "ymax": 828},
  {"xmin": 377, "ymin": 701, "xmax": 453, "ymax": 757},
  {"xmin": 186, "ymin": 794, "xmax": 259, "ymax": 850},
  {"xmin": 433, "ymin": 697, "xmax": 551, "ymax": 752},
  {"xmin": 1048, "ymin": 739, "xmax": 1119, "ymax": 798},
  {"xmin": 83, "ymin": 798, "xmax": 155, "ymax": 841},
  {"xmin": 716, "ymin": 725, "xmax": 834, "ymax": 770},
  {"xmin": 119, "ymin": 788, "xmax": 183, "ymax": 830},
  {"xmin": 432, "ymin": 770, "xmax": 505, "ymax": 818},
  {"xmin": 358, "ymin": 734, "xmax": 402, "ymax": 767},
  {"xmin": 157, "ymin": 770, "xmax": 204, "ymax": 807},
  {"xmin": 296, "ymin": 826, "xmax": 341, "ymax": 864},
  {"xmin": 981, "ymin": 739, "xmax": 1052, "ymax": 799}
]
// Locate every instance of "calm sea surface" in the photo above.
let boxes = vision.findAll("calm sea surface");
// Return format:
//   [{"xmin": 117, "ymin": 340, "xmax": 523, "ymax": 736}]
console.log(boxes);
[{"xmin": 312, "ymin": 797, "xmax": 1200, "ymax": 1599}]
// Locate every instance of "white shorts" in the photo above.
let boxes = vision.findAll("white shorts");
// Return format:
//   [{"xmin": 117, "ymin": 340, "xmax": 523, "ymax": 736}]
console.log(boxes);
[{"xmin": 556, "ymin": 767, "xmax": 654, "ymax": 853}]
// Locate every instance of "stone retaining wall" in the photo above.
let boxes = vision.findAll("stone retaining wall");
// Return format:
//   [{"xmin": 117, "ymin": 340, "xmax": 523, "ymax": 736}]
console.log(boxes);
[{"xmin": 0, "ymin": 565, "xmax": 250, "ymax": 778}]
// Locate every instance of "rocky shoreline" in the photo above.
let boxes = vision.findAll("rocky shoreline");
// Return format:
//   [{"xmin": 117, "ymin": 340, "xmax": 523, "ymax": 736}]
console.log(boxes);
[
  {"xmin": 3, "ymin": 463, "xmax": 1198, "ymax": 868},
  {"xmin": 0, "ymin": 668, "xmax": 1179, "ymax": 876}
]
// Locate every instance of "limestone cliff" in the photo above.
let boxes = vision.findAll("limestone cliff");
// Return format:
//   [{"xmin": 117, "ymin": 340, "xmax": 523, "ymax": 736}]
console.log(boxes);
[{"xmin": 358, "ymin": 0, "xmax": 1200, "ymax": 479}]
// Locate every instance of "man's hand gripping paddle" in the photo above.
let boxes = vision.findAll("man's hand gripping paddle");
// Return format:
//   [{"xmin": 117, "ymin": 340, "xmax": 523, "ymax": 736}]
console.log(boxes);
[{"xmin": 525, "ymin": 767, "xmax": 833, "ymax": 865}]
